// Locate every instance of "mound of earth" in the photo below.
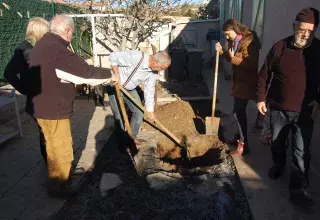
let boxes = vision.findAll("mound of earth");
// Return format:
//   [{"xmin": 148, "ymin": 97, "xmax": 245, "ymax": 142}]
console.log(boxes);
[{"xmin": 141, "ymin": 100, "xmax": 225, "ymax": 165}]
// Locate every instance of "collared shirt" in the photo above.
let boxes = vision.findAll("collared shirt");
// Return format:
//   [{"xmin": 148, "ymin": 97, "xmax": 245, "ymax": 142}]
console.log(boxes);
[
  {"xmin": 109, "ymin": 50, "xmax": 157, "ymax": 112},
  {"xmin": 233, "ymin": 35, "xmax": 243, "ymax": 52}
]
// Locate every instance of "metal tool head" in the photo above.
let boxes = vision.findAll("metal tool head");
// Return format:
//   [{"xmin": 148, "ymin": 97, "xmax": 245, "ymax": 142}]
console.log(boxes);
[{"xmin": 205, "ymin": 117, "xmax": 220, "ymax": 135}]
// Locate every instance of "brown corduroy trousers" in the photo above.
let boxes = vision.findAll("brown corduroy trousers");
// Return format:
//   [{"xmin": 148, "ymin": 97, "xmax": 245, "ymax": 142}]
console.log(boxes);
[{"xmin": 36, "ymin": 118, "xmax": 74, "ymax": 188}]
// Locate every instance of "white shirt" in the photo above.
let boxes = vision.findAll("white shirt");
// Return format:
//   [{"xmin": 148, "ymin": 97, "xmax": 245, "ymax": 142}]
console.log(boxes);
[{"xmin": 109, "ymin": 50, "xmax": 157, "ymax": 112}]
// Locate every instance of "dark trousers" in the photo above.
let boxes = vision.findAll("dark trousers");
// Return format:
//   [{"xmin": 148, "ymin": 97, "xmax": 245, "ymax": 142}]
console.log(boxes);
[
  {"xmin": 233, "ymin": 97, "xmax": 249, "ymax": 143},
  {"xmin": 35, "ymin": 119, "xmax": 47, "ymax": 164},
  {"xmin": 106, "ymin": 84, "xmax": 144, "ymax": 139},
  {"xmin": 92, "ymin": 85, "xmax": 105, "ymax": 107},
  {"xmin": 270, "ymin": 107, "xmax": 314, "ymax": 193}
]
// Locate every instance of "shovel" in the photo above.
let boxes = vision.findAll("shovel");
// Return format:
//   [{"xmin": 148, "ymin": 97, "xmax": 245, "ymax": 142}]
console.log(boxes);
[
  {"xmin": 113, "ymin": 84, "xmax": 138, "ymax": 168},
  {"xmin": 119, "ymin": 85, "xmax": 186, "ymax": 150},
  {"xmin": 205, "ymin": 50, "xmax": 220, "ymax": 135}
]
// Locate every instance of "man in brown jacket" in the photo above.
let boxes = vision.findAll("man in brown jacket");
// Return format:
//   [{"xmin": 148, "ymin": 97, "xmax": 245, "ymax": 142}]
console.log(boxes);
[{"xmin": 28, "ymin": 14, "xmax": 111, "ymax": 197}]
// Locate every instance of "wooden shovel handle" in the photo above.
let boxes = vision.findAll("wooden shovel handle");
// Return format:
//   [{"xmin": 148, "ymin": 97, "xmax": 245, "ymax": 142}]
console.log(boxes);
[
  {"xmin": 114, "ymin": 84, "xmax": 138, "ymax": 169},
  {"xmin": 212, "ymin": 50, "xmax": 219, "ymax": 117},
  {"xmin": 114, "ymin": 84, "xmax": 133, "ymax": 137},
  {"xmin": 119, "ymin": 86, "xmax": 184, "ymax": 148}
]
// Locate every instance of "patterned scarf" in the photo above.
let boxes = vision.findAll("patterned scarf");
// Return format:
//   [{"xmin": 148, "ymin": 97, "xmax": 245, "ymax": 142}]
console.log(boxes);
[{"xmin": 232, "ymin": 35, "xmax": 243, "ymax": 52}]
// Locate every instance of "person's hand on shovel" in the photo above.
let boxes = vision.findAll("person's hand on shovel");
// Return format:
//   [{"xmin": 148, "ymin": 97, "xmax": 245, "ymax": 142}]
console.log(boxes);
[
  {"xmin": 257, "ymin": 101, "xmax": 267, "ymax": 115},
  {"xmin": 215, "ymin": 42, "xmax": 223, "ymax": 55},
  {"xmin": 111, "ymin": 73, "xmax": 120, "ymax": 85},
  {"xmin": 147, "ymin": 111, "xmax": 156, "ymax": 123},
  {"xmin": 111, "ymin": 65, "xmax": 120, "ymax": 85}
]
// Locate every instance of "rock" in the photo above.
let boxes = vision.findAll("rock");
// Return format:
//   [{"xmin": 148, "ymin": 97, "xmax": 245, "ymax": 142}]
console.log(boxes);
[
  {"xmin": 194, "ymin": 174, "xmax": 218, "ymax": 196},
  {"xmin": 146, "ymin": 172, "xmax": 182, "ymax": 190},
  {"xmin": 134, "ymin": 145, "xmax": 162, "ymax": 175},
  {"xmin": 100, "ymin": 173, "xmax": 123, "ymax": 196}
]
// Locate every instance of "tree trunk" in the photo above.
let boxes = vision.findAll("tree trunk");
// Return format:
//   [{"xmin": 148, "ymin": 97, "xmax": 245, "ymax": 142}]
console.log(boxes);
[{"xmin": 120, "ymin": 36, "xmax": 127, "ymax": 51}]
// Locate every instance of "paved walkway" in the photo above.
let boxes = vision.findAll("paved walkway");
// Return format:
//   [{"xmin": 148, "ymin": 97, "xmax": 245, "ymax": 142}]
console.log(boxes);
[
  {"xmin": 203, "ymin": 67, "xmax": 320, "ymax": 220},
  {"xmin": 0, "ymin": 93, "xmax": 114, "ymax": 220},
  {"xmin": 1, "ymin": 69, "xmax": 320, "ymax": 219}
]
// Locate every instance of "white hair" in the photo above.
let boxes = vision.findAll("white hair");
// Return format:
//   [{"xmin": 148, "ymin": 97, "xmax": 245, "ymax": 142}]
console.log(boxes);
[
  {"xmin": 153, "ymin": 51, "xmax": 171, "ymax": 66},
  {"xmin": 50, "ymin": 14, "xmax": 74, "ymax": 34}
]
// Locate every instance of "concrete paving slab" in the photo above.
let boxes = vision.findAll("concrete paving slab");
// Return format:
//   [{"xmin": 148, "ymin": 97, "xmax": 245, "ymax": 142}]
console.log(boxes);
[
  {"xmin": 100, "ymin": 173, "xmax": 123, "ymax": 196},
  {"xmin": 0, "ymin": 194, "xmax": 28, "ymax": 218},
  {"xmin": 19, "ymin": 197, "xmax": 65, "ymax": 220},
  {"xmin": 0, "ymin": 95, "xmax": 114, "ymax": 219},
  {"xmin": 0, "ymin": 140, "xmax": 35, "ymax": 166},
  {"xmin": 25, "ymin": 161, "xmax": 47, "ymax": 178},
  {"xmin": 6, "ymin": 176, "xmax": 47, "ymax": 198}
]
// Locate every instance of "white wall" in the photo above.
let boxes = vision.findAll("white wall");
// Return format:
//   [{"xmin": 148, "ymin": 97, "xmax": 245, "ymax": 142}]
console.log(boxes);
[
  {"xmin": 250, "ymin": 0, "xmax": 320, "ymax": 67},
  {"xmin": 91, "ymin": 18, "xmax": 221, "ymax": 81},
  {"xmin": 172, "ymin": 20, "xmax": 220, "ymax": 64},
  {"xmin": 241, "ymin": 0, "xmax": 254, "ymax": 28}
]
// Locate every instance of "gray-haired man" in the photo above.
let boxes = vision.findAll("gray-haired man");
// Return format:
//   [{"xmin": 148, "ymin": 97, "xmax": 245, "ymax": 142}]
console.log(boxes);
[
  {"xmin": 106, "ymin": 50, "xmax": 171, "ymax": 147},
  {"xmin": 28, "ymin": 14, "xmax": 111, "ymax": 197}
]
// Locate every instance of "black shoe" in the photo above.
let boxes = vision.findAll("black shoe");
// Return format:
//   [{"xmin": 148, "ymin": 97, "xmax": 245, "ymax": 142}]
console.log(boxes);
[
  {"xmin": 70, "ymin": 167, "xmax": 85, "ymax": 177},
  {"xmin": 268, "ymin": 164, "xmax": 284, "ymax": 179},
  {"xmin": 290, "ymin": 192, "xmax": 314, "ymax": 207}
]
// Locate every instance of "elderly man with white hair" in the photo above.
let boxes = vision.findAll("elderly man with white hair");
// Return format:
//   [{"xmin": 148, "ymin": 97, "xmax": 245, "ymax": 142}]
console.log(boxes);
[
  {"xmin": 28, "ymin": 14, "xmax": 111, "ymax": 197},
  {"xmin": 106, "ymin": 50, "xmax": 171, "ymax": 150}
]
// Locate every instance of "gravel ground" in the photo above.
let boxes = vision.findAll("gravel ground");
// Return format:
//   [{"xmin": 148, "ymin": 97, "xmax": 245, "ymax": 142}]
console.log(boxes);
[{"xmin": 51, "ymin": 134, "xmax": 253, "ymax": 220}]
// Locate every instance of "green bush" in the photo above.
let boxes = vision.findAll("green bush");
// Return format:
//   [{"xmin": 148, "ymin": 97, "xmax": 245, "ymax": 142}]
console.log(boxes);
[{"xmin": 0, "ymin": 0, "xmax": 86, "ymax": 82}]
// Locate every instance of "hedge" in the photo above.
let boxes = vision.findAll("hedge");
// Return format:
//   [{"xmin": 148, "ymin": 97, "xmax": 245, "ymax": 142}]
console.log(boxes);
[{"xmin": 0, "ymin": 0, "xmax": 90, "ymax": 82}]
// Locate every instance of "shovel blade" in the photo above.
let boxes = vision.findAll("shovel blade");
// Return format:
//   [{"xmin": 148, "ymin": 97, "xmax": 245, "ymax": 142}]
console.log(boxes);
[{"xmin": 205, "ymin": 117, "xmax": 220, "ymax": 135}]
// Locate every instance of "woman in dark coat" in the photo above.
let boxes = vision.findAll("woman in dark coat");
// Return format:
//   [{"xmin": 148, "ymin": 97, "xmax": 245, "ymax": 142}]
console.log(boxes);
[
  {"xmin": 4, "ymin": 17, "xmax": 49, "ymax": 162},
  {"xmin": 215, "ymin": 19, "xmax": 261, "ymax": 156}
]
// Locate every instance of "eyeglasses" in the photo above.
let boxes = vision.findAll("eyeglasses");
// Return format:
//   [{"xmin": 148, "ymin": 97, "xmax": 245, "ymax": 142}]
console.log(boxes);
[{"xmin": 297, "ymin": 28, "xmax": 314, "ymax": 35}]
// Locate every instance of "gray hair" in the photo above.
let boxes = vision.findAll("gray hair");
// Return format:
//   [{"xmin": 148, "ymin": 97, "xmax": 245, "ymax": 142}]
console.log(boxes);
[
  {"xmin": 50, "ymin": 14, "xmax": 74, "ymax": 34},
  {"xmin": 153, "ymin": 51, "xmax": 171, "ymax": 66}
]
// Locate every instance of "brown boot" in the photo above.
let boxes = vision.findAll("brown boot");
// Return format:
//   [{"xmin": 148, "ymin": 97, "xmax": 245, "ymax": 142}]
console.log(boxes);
[{"xmin": 230, "ymin": 140, "xmax": 249, "ymax": 156}]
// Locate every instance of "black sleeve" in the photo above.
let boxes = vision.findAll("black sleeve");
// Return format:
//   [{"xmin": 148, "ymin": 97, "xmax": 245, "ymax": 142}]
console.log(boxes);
[{"xmin": 3, "ymin": 48, "xmax": 27, "ymax": 94}]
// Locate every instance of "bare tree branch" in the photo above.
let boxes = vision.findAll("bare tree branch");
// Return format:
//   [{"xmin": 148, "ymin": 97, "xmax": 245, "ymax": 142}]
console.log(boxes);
[{"xmin": 66, "ymin": 0, "xmax": 184, "ymax": 52}]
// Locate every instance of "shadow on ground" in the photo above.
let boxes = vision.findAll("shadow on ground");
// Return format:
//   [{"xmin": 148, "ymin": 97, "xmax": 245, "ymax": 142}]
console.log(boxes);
[{"xmin": 51, "ymin": 132, "xmax": 253, "ymax": 220}]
